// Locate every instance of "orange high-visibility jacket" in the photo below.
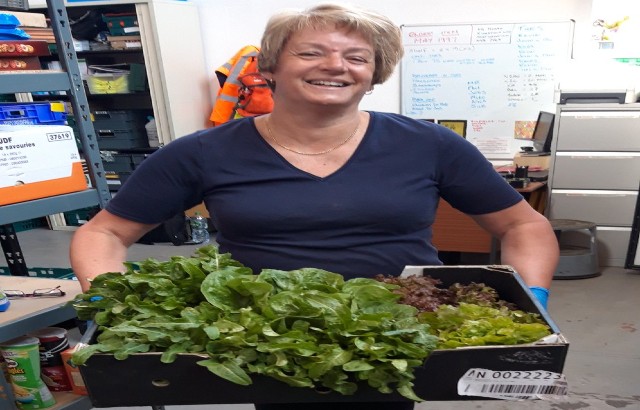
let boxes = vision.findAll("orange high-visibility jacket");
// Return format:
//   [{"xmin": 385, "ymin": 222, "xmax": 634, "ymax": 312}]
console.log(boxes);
[{"xmin": 210, "ymin": 45, "xmax": 264, "ymax": 126}]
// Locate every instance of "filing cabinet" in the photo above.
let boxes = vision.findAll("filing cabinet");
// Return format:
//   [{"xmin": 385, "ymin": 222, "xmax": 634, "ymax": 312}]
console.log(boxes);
[{"xmin": 548, "ymin": 104, "xmax": 640, "ymax": 267}]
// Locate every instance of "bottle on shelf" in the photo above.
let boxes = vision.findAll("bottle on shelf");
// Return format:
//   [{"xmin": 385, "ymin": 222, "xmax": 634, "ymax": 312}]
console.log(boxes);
[
  {"xmin": 189, "ymin": 212, "xmax": 209, "ymax": 244},
  {"xmin": 145, "ymin": 116, "xmax": 159, "ymax": 148}
]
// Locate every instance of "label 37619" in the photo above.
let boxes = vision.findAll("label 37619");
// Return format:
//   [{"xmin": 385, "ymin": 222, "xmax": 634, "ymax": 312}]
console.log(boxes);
[{"xmin": 46, "ymin": 131, "xmax": 73, "ymax": 142}]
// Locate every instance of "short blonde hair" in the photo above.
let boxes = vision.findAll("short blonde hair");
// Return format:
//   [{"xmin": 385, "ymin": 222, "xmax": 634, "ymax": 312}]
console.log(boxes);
[{"xmin": 258, "ymin": 3, "xmax": 404, "ymax": 85}]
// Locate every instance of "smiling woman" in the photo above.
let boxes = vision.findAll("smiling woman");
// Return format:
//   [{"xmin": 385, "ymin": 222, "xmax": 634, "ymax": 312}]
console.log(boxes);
[{"xmin": 70, "ymin": 3, "xmax": 559, "ymax": 409}]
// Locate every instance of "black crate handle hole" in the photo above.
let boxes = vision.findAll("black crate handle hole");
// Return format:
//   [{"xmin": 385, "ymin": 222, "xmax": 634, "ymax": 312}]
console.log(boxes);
[{"xmin": 151, "ymin": 379, "xmax": 171, "ymax": 388}]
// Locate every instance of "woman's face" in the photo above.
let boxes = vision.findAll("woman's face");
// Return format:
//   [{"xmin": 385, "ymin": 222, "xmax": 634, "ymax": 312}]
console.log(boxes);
[{"xmin": 270, "ymin": 25, "xmax": 375, "ymax": 110}]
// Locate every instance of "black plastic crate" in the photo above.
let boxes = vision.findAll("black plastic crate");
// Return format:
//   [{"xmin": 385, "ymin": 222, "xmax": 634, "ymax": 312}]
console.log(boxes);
[
  {"xmin": 79, "ymin": 266, "xmax": 568, "ymax": 407},
  {"xmin": 101, "ymin": 153, "xmax": 133, "ymax": 173},
  {"xmin": 101, "ymin": 150, "xmax": 156, "ymax": 173},
  {"xmin": 92, "ymin": 110, "xmax": 148, "ymax": 126},
  {"xmin": 97, "ymin": 128, "xmax": 148, "ymax": 150},
  {"xmin": 0, "ymin": 0, "xmax": 29, "ymax": 11},
  {"xmin": 93, "ymin": 110, "xmax": 150, "ymax": 149}
]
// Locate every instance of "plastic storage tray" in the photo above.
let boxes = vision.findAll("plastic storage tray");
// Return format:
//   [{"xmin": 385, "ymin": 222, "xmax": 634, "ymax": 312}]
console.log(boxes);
[
  {"xmin": 93, "ymin": 110, "xmax": 150, "ymax": 150},
  {"xmin": 101, "ymin": 150, "xmax": 156, "ymax": 173},
  {"xmin": 102, "ymin": 149, "xmax": 156, "ymax": 191},
  {"xmin": 97, "ymin": 128, "xmax": 148, "ymax": 150},
  {"xmin": 0, "ymin": 0, "xmax": 28, "ymax": 11},
  {"xmin": 0, "ymin": 102, "xmax": 66, "ymax": 125},
  {"xmin": 93, "ymin": 110, "xmax": 148, "ymax": 125},
  {"xmin": 87, "ymin": 73, "xmax": 130, "ymax": 94}
]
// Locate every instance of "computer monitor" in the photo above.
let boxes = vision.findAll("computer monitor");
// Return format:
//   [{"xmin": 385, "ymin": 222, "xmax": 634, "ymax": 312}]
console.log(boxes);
[{"xmin": 530, "ymin": 111, "xmax": 555, "ymax": 154}]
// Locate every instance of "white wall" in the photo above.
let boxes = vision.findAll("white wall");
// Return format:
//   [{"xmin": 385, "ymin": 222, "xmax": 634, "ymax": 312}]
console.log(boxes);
[{"xmin": 191, "ymin": 0, "xmax": 593, "ymax": 113}]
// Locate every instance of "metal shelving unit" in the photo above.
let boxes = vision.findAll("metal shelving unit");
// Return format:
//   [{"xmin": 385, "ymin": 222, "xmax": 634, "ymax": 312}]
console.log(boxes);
[
  {"xmin": 0, "ymin": 0, "xmax": 110, "ymax": 274},
  {"xmin": 0, "ymin": 0, "xmax": 107, "ymax": 408}
]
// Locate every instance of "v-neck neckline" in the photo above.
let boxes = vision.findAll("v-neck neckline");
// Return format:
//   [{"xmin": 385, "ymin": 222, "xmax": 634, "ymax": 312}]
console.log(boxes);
[{"xmin": 253, "ymin": 112, "xmax": 372, "ymax": 180}]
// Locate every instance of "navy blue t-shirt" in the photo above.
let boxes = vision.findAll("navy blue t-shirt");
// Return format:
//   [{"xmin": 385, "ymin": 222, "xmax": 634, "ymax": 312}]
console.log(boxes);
[{"xmin": 107, "ymin": 112, "xmax": 522, "ymax": 278}]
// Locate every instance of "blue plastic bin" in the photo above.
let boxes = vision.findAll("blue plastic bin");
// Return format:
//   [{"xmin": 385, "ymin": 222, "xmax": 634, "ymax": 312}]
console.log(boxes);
[{"xmin": 0, "ymin": 102, "xmax": 66, "ymax": 125}]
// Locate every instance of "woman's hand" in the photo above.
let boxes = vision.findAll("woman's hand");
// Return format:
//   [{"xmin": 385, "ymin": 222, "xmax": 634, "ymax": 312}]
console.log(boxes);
[{"xmin": 70, "ymin": 209, "xmax": 159, "ymax": 291}]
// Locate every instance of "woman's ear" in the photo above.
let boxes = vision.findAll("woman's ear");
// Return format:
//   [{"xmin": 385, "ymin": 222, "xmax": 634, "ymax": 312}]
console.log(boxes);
[{"xmin": 262, "ymin": 74, "xmax": 276, "ymax": 92}]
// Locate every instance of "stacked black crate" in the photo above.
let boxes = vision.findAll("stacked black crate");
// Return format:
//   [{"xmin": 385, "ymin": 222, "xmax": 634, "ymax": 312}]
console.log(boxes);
[{"xmin": 93, "ymin": 109, "xmax": 156, "ymax": 191}]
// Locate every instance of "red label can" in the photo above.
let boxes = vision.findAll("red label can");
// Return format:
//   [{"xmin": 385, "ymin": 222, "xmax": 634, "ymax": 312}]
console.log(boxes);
[{"xmin": 28, "ymin": 327, "xmax": 72, "ymax": 392}]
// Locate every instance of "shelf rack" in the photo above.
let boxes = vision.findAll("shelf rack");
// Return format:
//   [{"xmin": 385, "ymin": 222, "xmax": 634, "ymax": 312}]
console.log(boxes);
[
  {"xmin": 0, "ymin": 0, "xmax": 107, "ymax": 408},
  {"xmin": 0, "ymin": 0, "xmax": 110, "ymax": 275}
]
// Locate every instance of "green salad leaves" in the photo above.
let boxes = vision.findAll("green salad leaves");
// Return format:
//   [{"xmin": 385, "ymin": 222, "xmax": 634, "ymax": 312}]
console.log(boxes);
[
  {"xmin": 72, "ymin": 246, "xmax": 436, "ymax": 400},
  {"xmin": 71, "ymin": 245, "xmax": 550, "ymax": 401}
]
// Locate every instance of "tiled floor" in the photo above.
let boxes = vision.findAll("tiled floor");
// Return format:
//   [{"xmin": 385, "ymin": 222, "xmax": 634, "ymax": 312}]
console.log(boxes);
[{"xmin": 11, "ymin": 228, "xmax": 640, "ymax": 409}]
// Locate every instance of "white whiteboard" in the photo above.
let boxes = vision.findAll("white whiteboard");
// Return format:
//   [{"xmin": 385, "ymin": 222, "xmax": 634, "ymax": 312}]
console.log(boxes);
[{"xmin": 400, "ymin": 21, "xmax": 574, "ymax": 159}]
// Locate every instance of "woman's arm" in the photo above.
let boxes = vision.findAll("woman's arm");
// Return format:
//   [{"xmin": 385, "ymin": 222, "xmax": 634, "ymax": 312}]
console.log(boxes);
[
  {"xmin": 471, "ymin": 200, "xmax": 559, "ymax": 289},
  {"xmin": 69, "ymin": 209, "xmax": 159, "ymax": 292}
]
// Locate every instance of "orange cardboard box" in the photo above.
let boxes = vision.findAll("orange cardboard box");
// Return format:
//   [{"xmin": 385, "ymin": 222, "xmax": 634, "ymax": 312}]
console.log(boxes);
[
  {"xmin": 0, "ymin": 125, "xmax": 87, "ymax": 206},
  {"xmin": 0, "ymin": 40, "xmax": 51, "ymax": 56},
  {"xmin": 60, "ymin": 347, "xmax": 88, "ymax": 396},
  {"xmin": 0, "ymin": 56, "xmax": 41, "ymax": 71}
]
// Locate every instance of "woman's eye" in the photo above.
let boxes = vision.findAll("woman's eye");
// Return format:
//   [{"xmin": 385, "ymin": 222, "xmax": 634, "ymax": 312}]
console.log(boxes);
[
  {"xmin": 297, "ymin": 51, "xmax": 321, "ymax": 58},
  {"xmin": 347, "ymin": 56, "xmax": 369, "ymax": 64}
]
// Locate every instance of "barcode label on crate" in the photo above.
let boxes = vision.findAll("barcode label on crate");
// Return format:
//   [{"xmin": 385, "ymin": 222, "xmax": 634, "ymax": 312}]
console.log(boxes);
[{"xmin": 457, "ymin": 368, "xmax": 568, "ymax": 400}]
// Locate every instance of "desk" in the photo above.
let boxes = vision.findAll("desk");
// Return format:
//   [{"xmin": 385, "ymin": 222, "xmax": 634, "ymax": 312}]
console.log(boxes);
[{"xmin": 432, "ymin": 182, "xmax": 547, "ymax": 255}]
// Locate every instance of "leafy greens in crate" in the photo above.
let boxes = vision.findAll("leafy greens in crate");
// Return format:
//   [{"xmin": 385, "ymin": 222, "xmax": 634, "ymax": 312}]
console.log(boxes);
[{"xmin": 71, "ymin": 245, "xmax": 550, "ymax": 401}]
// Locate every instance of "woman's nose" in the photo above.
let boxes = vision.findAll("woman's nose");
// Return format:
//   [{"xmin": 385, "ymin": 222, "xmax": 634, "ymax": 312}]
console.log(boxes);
[{"xmin": 321, "ymin": 53, "xmax": 347, "ymax": 71}]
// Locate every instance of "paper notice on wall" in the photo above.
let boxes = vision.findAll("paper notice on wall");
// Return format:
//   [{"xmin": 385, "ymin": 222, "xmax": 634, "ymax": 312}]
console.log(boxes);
[{"xmin": 467, "ymin": 119, "xmax": 512, "ymax": 155}]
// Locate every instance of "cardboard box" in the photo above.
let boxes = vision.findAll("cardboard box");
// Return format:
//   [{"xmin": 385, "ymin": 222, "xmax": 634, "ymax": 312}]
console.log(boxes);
[
  {"xmin": 513, "ymin": 153, "xmax": 551, "ymax": 169},
  {"xmin": 0, "ymin": 40, "xmax": 51, "ymax": 56},
  {"xmin": 0, "ymin": 56, "xmax": 41, "ymax": 70},
  {"xmin": 107, "ymin": 35, "xmax": 142, "ymax": 50},
  {"xmin": 61, "ymin": 347, "xmax": 88, "ymax": 396},
  {"xmin": 78, "ymin": 266, "xmax": 568, "ymax": 407},
  {"xmin": 0, "ymin": 11, "xmax": 48, "ymax": 28},
  {"xmin": 0, "ymin": 125, "xmax": 87, "ymax": 205}
]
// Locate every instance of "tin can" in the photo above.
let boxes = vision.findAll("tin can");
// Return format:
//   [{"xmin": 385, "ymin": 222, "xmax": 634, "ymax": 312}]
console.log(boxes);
[
  {"xmin": 0, "ymin": 336, "xmax": 56, "ymax": 409},
  {"xmin": 27, "ymin": 327, "xmax": 72, "ymax": 392}
]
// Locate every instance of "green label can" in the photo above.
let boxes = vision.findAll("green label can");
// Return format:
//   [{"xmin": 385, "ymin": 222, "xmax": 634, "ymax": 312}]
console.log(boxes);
[{"xmin": 0, "ymin": 336, "xmax": 56, "ymax": 409}]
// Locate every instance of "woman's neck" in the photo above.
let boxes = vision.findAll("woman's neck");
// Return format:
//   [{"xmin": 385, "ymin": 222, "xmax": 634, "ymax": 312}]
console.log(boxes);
[{"xmin": 267, "ymin": 108, "xmax": 363, "ymax": 144}]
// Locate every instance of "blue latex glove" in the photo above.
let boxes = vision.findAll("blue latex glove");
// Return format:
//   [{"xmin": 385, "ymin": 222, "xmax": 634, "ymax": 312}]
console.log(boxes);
[
  {"xmin": 77, "ymin": 296, "xmax": 104, "ymax": 334},
  {"xmin": 528, "ymin": 286, "xmax": 549, "ymax": 310}
]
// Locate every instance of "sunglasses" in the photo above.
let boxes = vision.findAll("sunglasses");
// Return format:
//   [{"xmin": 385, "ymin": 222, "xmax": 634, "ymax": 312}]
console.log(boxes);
[{"xmin": 3, "ymin": 286, "xmax": 66, "ymax": 299}]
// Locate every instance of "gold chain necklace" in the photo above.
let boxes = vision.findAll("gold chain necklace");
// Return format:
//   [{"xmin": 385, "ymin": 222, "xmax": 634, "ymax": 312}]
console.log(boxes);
[{"xmin": 266, "ymin": 118, "xmax": 359, "ymax": 156}]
